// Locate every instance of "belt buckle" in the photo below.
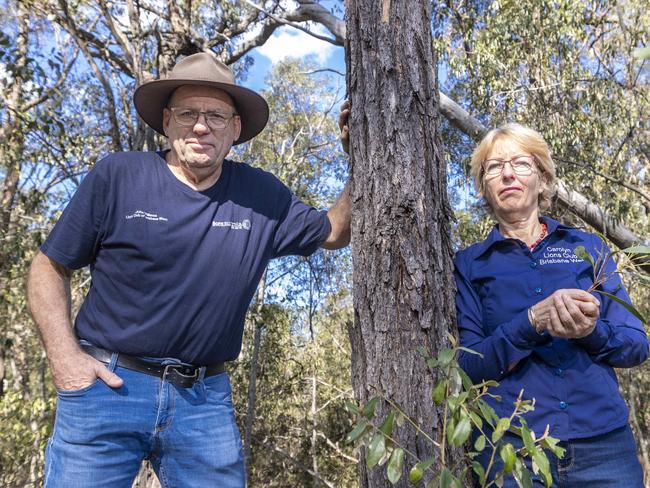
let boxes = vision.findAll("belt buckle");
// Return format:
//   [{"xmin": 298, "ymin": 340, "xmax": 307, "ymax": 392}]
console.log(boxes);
[{"xmin": 163, "ymin": 364, "xmax": 199, "ymax": 388}]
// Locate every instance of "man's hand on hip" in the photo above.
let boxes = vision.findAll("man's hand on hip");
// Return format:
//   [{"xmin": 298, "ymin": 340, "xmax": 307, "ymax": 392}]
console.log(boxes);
[{"xmin": 52, "ymin": 350, "xmax": 123, "ymax": 391}]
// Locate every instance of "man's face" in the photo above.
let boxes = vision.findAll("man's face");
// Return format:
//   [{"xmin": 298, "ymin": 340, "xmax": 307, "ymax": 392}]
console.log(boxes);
[{"xmin": 162, "ymin": 85, "xmax": 242, "ymax": 172}]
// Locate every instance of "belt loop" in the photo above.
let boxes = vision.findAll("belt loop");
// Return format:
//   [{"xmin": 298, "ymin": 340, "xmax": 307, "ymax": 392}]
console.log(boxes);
[
  {"xmin": 108, "ymin": 352, "xmax": 119, "ymax": 372},
  {"xmin": 198, "ymin": 366, "xmax": 206, "ymax": 381}
]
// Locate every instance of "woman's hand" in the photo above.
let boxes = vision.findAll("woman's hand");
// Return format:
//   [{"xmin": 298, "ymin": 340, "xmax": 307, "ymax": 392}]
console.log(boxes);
[{"xmin": 530, "ymin": 289, "xmax": 600, "ymax": 338}]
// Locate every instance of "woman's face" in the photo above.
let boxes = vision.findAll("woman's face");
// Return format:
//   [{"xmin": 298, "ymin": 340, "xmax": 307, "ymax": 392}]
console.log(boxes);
[{"xmin": 481, "ymin": 138, "xmax": 544, "ymax": 222}]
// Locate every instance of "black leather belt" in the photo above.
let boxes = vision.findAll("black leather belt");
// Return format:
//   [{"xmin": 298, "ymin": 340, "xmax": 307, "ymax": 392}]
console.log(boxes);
[{"xmin": 81, "ymin": 344, "xmax": 226, "ymax": 388}]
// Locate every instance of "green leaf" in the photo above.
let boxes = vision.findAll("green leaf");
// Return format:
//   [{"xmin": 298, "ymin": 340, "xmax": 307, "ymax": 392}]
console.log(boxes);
[
  {"xmin": 472, "ymin": 461, "xmax": 486, "ymax": 485},
  {"xmin": 396, "ymin": 412, "xmax": 405, "ymax": 427},
  {"xmin": 494, "ymin": 473, "xmax": 504, "ymax": 487},
  {"xmin": 345, "ymin": 401, "xmax": 359, "ymax": 415},
  {"xmin": 386, "ymin": 448, "xmax": 404, "ymax": 484},
  {"xmin": 366, "ymin": 433, "xmax": 386, "ymax": 469},
  {"xmin": 520, "ymin": 424, "xmax": 535, "ymax": 455},
  {"xmin": 469, "ymin": 411, "xmax": 483, "ymax": 430},
  {"xmin": 478, "ymin": 400, "xmax": 499, "ymax": 427},
  {"xmin": 633, "ymin": 47, "xmax": 650, "ymax": 60},
  {"xmin": 532, "ymin": 450, "xmax": 552, "ymax": 487},
  {"xmin": 573, "ymin": 246, "xmax": 594, "ymax": 268},
  {"xmin": 622, "ymin": 245, "xmax": 650, "ymax": 255},
  {"xmin": 451, "ymin": 417, "xmax": 472, "ymax": 446},
  {"xmin": 514, "ymin": 458, "xmax": 533, "ymax": 488},
  {"xmin": 416, "ymin": 458, "xmax": 437, "ymax": 472},
  {"xmin": 409, "ymin": 463, "xmax": 424, "ymax": 483},
  {"xmin": 380, "ymin": 411, "xmax": 396, "ymax": 437},
  {"xmin": 432, "ymin": 379, "xmax": 447, "ymax": 405},
  {"xmin": 447, "ymin": 417, "xmax": 456, "ymax": 445},
  {"xmin": 439, "ymin": 467, "xmax": 454, "ymax": 488},
  {"xmin": 438, "ymin": 348, "xmax": 455, "ymax": 367},
  {"xmin": 474, "ymin": 434, "xmax": 486, "ymax": 452},
  {"xmin": 540, "ymin": 436, "xmax": 566, "ymax": 458},
  {"xmin": 448, "ymin": 392, "xmax": 469, "ymax": 412},
  {"xmin": 364, "ymin": 397, "xmax": 380, "ymax": 419},
  {"xmin": 346, "ymin": 419, "xmax": 369, "ymax": 444},
  {"xmin": 458, "ymin": 367, "xmax": 475, "ymax": 391},
  {"xmin": 500, "ymin": 443, "xmax": 516, "ymax": 473},
  {"xmin": 427, "ymin": 357, "xmax": 439, "ymax": 368},
  {"xmin": 458, "ymin": 346, "xmax": 484, "ymax": 357},
  {"xmin": 593, "ymin": 290, "xmax": 646, "ymax": 323},
  {"xmin": 492, "ymin": 418, "xmax": 510, "ymax": 443}
]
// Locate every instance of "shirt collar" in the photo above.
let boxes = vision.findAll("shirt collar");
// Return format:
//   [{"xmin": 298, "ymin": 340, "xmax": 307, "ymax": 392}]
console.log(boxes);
[{"xmin": 473, "ymin": 216, "xmax": 572, "ymax": 259}]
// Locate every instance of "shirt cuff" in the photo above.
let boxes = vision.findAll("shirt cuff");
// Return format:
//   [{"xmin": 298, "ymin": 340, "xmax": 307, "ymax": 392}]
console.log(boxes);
[
  {"xmin": 573, "ymin": 321, "xmax": 611, "ymax": 353},
  {"xmin": 502, "ymin": 309, "xmax": 552, "ymax": 348}
]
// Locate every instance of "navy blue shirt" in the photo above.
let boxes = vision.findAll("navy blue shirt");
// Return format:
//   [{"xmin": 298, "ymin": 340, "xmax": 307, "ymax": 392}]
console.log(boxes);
[
  {"xmin": 41, "ymin": 151, "xmax": 331, "ymax": 364},
  {"xmin": 454, "ymin": 217, "xmax": 648, "ymax": 440}
]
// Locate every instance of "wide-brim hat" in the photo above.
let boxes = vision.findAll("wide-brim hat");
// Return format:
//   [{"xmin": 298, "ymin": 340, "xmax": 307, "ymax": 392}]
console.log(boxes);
[{"xmin": 133, "ymin": 53, "xmax": 269, "ymax": 145}]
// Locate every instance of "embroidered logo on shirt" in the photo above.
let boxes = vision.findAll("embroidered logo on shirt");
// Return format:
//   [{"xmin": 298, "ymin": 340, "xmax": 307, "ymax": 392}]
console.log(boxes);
[
  {"xmin": 539, "ymin": 246, "xmax": 583, "ymax": 265},
  {"xmin": 125, "ymin": 210, "xmax": 168, "ymax": 222},
  {"xmin": 212, "ymin": 219, "xmax": 251, "ymax": 231}
]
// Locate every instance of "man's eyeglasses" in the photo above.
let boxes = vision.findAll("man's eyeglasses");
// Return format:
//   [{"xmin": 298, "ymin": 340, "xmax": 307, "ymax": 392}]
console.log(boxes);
[
  {"xmin": 482, "ymin": 155, "xmax": 537, "ymax": 177},
  {"xmin": 169, "ymin": 107, "xmax": 238, "ymax": 130}
]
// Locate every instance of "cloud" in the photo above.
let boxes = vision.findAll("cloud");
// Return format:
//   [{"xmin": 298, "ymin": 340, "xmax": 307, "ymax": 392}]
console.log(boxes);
[{"xmin": 255, "ymin": 24, "xmax": 337, "ymax": 65}]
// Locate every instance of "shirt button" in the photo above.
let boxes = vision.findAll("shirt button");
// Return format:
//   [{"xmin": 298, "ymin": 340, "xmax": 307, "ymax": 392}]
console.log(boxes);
[
  {"xmin": 559, "ymin": 401, "xmax": 568, "ymax": 410},
  {"xmin": 530, "ymin": 261, "xmax": 537, "ymax": 268},
  {"xmin": 534, "ymin": 287, "xmax": 542, "ymax": 294},
  {"xmin": 555, "ymin": 368, "xmax": 563, "ymax": 376}
]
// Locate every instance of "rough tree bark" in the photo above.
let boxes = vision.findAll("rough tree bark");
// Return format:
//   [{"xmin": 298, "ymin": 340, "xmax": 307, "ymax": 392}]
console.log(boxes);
[{"xmin": 346, "ymin": 0, "xmax": 457, "ymax": 486}]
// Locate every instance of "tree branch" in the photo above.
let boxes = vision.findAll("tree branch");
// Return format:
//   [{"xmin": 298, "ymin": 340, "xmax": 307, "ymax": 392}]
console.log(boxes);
[
  {"xmin": 244, "ymin": 0, "xmax": 339, "ymax": 45},
  {"xmin": 555, "ymin": 156, "xmax": 650, "ymax": 204},
  {"xmin": 23, "ymin": 45, "xmax": 80, "ymax": 111},
  {"xmin": 289, "ymin": 0, "xmax": 345, "ymax": 44},
  {"xmin": 223, "ymin": 17, "xmax": 280, "ymax": 65}
]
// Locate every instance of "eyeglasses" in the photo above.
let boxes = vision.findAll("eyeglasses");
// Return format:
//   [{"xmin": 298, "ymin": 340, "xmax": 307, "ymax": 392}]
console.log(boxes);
[
  {"xmin": 482, "ymin": 155, "xmax": 537, "ymax": 177},
  {"xmin": 168, "ymin": 107, "xmax": 238, "ymax": 130}
]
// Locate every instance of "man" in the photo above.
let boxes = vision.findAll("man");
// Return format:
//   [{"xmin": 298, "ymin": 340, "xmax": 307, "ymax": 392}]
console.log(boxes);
[{"xmin": 28, "ymin": 52, "xmax": 350, "ymax": 487}]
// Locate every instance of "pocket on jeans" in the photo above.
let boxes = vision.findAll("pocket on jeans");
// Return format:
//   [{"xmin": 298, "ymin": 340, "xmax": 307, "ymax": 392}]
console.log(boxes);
[
  {"xmin": 203, "ymin": 373, "xmax": 232, "ymax": 403},
  {"xmin": 56, "ymin": 379, "xmax": 101, "ymax": 397}
]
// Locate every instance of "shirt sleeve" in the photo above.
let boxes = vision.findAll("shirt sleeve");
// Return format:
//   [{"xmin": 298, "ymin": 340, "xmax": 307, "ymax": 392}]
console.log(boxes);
[
  {"xmin": 271, "ymin": 192, "xmax": 332, "ymax": 258},
  {"xmin": 40, "ymin": 159, "xmax": 110, "ymax": 269},
  {"xmin": 454, "ymin": 251, "xmax": 551, "ymax": 383},
  {"xmin": 573, "ymin": 239, "xmax": 649, "ymax": 367}
]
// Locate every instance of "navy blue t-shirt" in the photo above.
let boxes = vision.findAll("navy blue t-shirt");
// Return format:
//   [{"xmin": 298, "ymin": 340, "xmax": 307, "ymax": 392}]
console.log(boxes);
[{"xmin": 41, "ymin": 151, "xmax": 331, "ymax": 364}]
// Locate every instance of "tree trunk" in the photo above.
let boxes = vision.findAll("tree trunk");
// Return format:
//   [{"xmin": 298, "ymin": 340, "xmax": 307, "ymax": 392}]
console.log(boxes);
[
  {"xmin": 243, "ymin": 270, "xmax": 267, "ymax": 468},
  {"xmin": 346, "ymin": 1, "xmax": 456, "ymax": 486}
]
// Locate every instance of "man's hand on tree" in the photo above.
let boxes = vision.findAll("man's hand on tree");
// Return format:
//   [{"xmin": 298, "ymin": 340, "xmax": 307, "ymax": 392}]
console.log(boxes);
[{"xmin": 338, "ymin": 100, "xmax": 350, "ymax": 154}]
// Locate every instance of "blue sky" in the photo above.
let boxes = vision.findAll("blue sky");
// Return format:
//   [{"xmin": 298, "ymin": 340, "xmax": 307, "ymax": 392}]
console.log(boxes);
[{"xmin": 244, "ymin": 24, "xmax": 345, "ymax": 91}]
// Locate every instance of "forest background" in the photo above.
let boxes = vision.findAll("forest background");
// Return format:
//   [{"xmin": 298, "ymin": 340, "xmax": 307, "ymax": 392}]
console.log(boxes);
[{"xmin": 0, "ymin": 0, "xmax": 648, "ymax": 487}]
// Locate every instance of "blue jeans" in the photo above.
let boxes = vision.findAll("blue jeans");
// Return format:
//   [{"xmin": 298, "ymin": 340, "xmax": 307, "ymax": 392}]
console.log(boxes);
[
  {"xmin": 474, "ymin": 424, "xmax": 644, "ymax": 487},
  {"xmin": 44, "ymin": 353, "xmax": 245, "ymax": 487}
]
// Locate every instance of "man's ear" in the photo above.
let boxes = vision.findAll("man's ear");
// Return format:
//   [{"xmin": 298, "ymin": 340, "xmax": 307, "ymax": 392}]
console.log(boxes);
[
  {"xmin": 162, "ymin": 108, "xmax": 171, "ymax": 137},
  {"xmin": 232, "ymin": 115, "xmax": 242, "ymax": 143}
]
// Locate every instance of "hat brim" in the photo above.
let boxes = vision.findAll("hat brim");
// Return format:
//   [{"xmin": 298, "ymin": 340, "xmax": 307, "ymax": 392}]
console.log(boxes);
[{"xmin": 133, "ymin": 79, "xmax": 269, "ymax": 145}]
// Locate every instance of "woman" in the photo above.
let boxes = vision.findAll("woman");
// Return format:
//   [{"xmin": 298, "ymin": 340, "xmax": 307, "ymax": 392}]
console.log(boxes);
[{"xmin": 454, "ymin": 123, "xmax": 648, "ymax": 487}]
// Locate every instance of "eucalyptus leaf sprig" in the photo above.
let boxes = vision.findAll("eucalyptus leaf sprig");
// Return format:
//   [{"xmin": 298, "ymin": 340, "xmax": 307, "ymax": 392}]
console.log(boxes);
[
  {"xmin": 573, "ymin": 240, "xmax": 649, "ymax": 324},
  {"xmin": 345, "ymin": 334, "xmax": 564, "ymax": 487}
]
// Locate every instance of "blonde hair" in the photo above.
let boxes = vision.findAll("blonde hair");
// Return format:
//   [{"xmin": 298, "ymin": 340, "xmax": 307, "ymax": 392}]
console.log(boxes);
[{"xmin": 470, "ymin": 123, "xmax": 557, "ymax": 212}]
